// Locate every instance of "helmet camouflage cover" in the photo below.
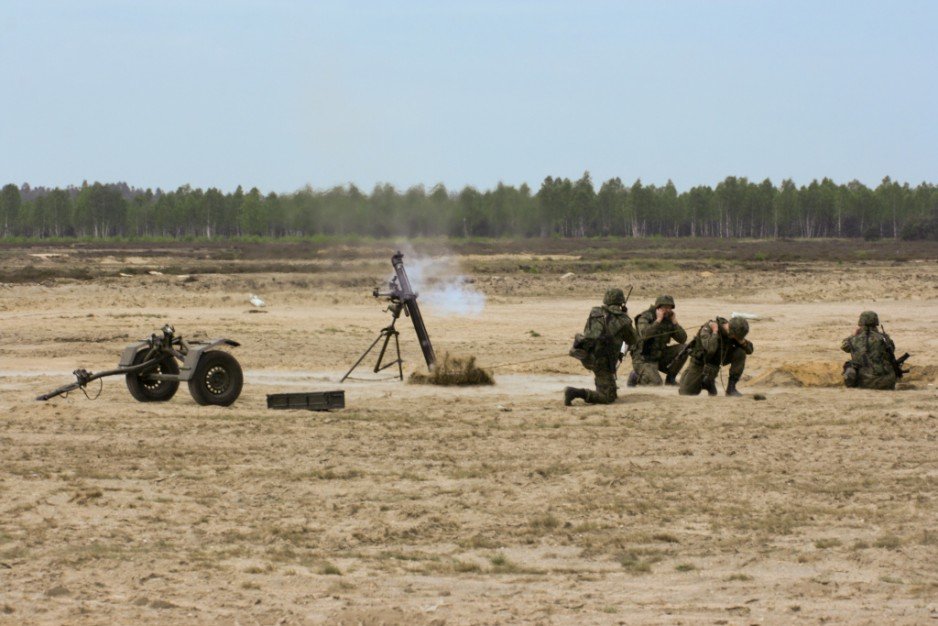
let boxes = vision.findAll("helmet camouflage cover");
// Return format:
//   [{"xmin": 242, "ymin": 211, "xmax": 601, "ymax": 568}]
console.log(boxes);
[
  {"xmin": 603, "ymin": 288, "xmax": 626, "ymax": 306},
  {"xmin": 654, "ymin": 295, "xmax": 675, "ymax": 308},
  {"xmin": 728, "ymin": 316, "xmax": 749, "ymax": 339},
  {"xmin": 858, "ymin": 310, "xmax": 879, "ymax": 327}
]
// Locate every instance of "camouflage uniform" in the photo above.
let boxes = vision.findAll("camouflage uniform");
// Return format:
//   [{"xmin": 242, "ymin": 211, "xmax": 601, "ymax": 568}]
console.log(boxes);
[
  {"xmin": 679, "ymin": 316, "xmax": 753, "ymax": 397},
  {"xmin": 629, "ymin": 295, "xmax": 688, "ymax": 386},
  {"xmin": 565, "ymin": 289, "xmax": 637, "ymax": 405},
  {"xmin": 841, "ymin": 311, "xmax": 897, "ymax": 390}
]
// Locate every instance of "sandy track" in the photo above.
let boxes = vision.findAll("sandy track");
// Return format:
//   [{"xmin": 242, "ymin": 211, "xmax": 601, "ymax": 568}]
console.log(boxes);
[{"xmin": 1, "ymin": 254, "xmax": 937, "ymax": 625}]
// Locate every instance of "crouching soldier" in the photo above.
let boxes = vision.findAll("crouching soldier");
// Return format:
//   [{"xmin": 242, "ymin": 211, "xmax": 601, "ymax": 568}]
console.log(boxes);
[
  {"xmin": 565, "ymin": 288, "xmax": 637, "ymax": 405},
  {"xmin": 627, "ymin": 295, "xmax": 688, "ymax": 386},
  {"xmin": 679, "ymin": 316, "xmax": 752, "ymax": 397},
  {"xmin": 841, "ymin": 311, "xmax": 899, "ymax": 390}
]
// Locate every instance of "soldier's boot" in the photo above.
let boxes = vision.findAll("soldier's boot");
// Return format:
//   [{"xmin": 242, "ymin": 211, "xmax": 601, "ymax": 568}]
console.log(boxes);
[
  {"xmin": 664, "ymin": 373, "xmax": 677, "ymax": 386},
  {"xmin": 726, "ymin": 376, "xmax": 743, "ymax": 397},
  {"xmin": 626, "ymin": 371, "xmax": 639, "ymax": 387},
  {"xmin": 702, "ymin": 378, "xmax": 718, "ymax": 396},
  {"xmin": 564, "ymin": 387, "xmax": 586, "ymax": 406}
]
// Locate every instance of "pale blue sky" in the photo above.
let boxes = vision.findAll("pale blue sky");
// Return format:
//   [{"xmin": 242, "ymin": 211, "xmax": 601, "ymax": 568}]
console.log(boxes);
[{"xmin": 1, "ymin": 0, "xmax": 935, "ymax": 193}]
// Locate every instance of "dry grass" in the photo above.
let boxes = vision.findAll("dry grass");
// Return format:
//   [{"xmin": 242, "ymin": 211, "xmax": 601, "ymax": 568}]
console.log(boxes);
[
  {"xmin": 408, "ymin": 352, "xmax": 495, "ymax": 386},
  {"xmin": 0, "ymin": 247, "xmax": 936, "ymax": 624}
]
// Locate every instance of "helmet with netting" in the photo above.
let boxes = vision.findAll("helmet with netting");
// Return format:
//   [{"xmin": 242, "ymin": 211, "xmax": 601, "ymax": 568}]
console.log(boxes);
[
  {"xmin": 728, "ymin": 316, "xmax": 749, "ymax": 339},
  {"xmin": 603, "ymin": 288, "xmax": 625, "ymax": 306},
  {"xmin": 858, "ymin": 310, "xmax": 879, "ymax": 327}
]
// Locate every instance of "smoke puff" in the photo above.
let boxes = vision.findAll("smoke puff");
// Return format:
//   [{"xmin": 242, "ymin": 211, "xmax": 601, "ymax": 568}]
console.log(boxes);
[
  {"xmin": 394, "ymin": 249, "xmax": 486, "ymax": 318},
  {"xmin": 423, "ymin": 281, "xmax": 486, "ymax": 316}
]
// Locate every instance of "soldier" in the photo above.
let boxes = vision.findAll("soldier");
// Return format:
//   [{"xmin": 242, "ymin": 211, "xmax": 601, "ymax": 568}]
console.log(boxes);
[
  {"xmin": 679, "ymin": 316, "xmax": 752, "ymax": 397},
  {"xmin": 841, "ymin": 311, "xmax": 898, "ymax": 390},
  {"xmin": 627, "ymin": 295, "xmax": 688, "ymax": 386},
  {"xmin": 564, "ymin": 288, "xmax": 637, "ymax": 405}
]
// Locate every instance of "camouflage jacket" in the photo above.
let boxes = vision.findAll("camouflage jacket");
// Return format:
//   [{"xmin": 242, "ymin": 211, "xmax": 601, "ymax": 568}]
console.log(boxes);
[
  {"xmin": 583, "ymin": 305, "xmax": 638, "ymax": 372},
  {"xmin": 841, "ymin": 329, "xmax": 895, "ymax": 377},
  {"xmin": 690, "ymin": 317, "xmax": 754, "ymax": 364},
  {"xmin": 634, "ymin": 306, "xmax": 687, "ymax": 362}
]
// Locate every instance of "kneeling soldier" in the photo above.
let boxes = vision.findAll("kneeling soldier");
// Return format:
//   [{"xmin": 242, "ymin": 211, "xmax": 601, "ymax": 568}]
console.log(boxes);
[
  {"xmin": 679, "ymin": 316, "xmax": 752, "ymax": 397},
  {"xmin": 627, "ymin": 295, "xmax": 688, "ymax": 386},
  {"xmin": 565, "ymin": 288, "xmax": 637, "ymax": 405},
  {"xmin": 841, "ymin": 311, "xmax": 898, "ymax": 390}
]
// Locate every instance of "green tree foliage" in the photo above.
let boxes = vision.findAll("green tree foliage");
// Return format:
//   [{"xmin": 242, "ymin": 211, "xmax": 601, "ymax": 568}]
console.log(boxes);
[
  {"xmin": 2, "ymin": 177, "xmax": 937, "ymax": 240},
  {"xmin": 0, "ymin": 183, "xmax": 22, "ymax": 235}
]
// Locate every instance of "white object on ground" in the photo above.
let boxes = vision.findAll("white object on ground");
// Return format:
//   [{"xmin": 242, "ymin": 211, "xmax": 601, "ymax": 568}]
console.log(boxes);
[
  {"xmin": 731, "ymin": 311, "xmax": 760, "ymax": 320},
  {"xmin": 249, "ymin": 294, "xmax": 266, "ymax": 307}
]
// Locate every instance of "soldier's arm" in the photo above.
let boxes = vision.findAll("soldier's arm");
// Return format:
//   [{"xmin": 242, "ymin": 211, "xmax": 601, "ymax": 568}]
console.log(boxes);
[
  {"xmin": 698, "ymin": 324, "xmax": 720, "ymax": 356},
  {"xmin": 636, "ymin": 314, "xmax": 656, "ymax": 340},
  {"xmin": 882, "ymin": 334, "xmax": 896, "ymax": 353},
  {"xmin": 739, "ymin": 339, "xmax": 754, "ymax": 355},
  {"xmin": 672, "ymin": 323, "xmax": 687, "ymax": 344},
  {"xmin": 620, "ymin": 318, "xmax": 638, "ymax": 348},
  {"xmin": 840, "ymin": 337, "xmax": 853, "ymax": 353}
]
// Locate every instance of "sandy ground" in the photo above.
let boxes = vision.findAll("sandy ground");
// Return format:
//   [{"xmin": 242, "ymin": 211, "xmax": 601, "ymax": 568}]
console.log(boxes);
[{"xmin": 1, "ymin": 249, "xmax": 937, "ymax": 625}]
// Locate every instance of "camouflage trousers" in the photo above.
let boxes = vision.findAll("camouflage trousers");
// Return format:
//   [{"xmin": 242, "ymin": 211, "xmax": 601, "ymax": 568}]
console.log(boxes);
[
  {"xmin": 843, "ymin": 363, "xmax": 897, "ymax": 390},
  {"xmin": 631, "ymin": 344, "xmax": 688, "ymax": 385},
  {"xmin": 679, "ymin": 347, "xmax": 746, "ymax": 396},
  {"xmin": 582, "ymin": 369, "xmax": 618, "ymax": 404}
]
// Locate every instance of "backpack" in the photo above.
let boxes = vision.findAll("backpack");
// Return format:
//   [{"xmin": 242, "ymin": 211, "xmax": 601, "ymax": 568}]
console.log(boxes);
[
  {"xmin": 851, "ymin": 329, "xmax": 893, "ymax": 376},
  {"xmin": 569, "ymin": 307, "xmax": 612, "ymax": 371}
]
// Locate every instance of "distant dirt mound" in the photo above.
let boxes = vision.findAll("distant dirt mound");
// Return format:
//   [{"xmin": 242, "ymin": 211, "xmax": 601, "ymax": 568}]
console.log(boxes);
[
  {"xmin": 906, "ymin": 363, "xmax": 938, "ymax": 384},
  {"xmin": 750, "ymin": 361, "xmax": 843, "ymax": 387},
  {"xmin": 752, "ymin": 361, "xmax": 938, "ymax": 388},
  {"xmin": 408, "ymin": 352, "xmax": 495, "ymax": 386}
]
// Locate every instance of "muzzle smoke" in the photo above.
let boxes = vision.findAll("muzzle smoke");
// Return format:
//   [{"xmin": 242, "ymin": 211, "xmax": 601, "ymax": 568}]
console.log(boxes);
[{"xmin": 394, "ymin": 248, "xmax": 485, "ymax": 317}]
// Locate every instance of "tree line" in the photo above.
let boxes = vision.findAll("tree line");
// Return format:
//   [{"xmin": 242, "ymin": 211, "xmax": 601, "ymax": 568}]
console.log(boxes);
[{"xmin": 2, "ymin": 174, "xmax": 937, "ymax": 241}]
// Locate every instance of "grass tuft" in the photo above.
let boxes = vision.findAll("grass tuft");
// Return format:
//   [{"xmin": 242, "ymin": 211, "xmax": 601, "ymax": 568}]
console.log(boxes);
[
  {"xmin": 874, "ymin": 535, "xmax": 901, "ymax": 550},
  {"xmin": 618, "ymin": 551, "xmax": 653, "ymax": 574},
  {"xmin": 409, "ymin": 352, "xmax": 494, "ymax": 386}
]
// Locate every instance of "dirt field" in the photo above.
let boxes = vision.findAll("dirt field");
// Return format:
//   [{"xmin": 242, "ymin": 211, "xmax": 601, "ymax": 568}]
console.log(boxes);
[{"xmin": 1, "ymin": 242, "xmax": 937, "ymax": 625}]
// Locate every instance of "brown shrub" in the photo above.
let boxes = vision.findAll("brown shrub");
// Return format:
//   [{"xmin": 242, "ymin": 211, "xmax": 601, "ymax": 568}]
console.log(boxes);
[{"xmin": 408, "ymin": 352, "xmax": 495, "ymax": 386}]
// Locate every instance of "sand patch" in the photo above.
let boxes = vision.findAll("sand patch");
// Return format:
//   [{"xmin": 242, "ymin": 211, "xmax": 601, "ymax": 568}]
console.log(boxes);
[{"xmin": 750, "ymin": 361, "xmax": 843, "ymax": 387}]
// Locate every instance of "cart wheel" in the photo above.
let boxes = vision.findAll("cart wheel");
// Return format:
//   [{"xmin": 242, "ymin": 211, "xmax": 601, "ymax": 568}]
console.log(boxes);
[
  {"xmin": 125, "ymin": 351, "xmax": 179, "ymax": 402},
  {"xmin": 188, "ymin": 350, "xmax": 243, "ymax": 406}
]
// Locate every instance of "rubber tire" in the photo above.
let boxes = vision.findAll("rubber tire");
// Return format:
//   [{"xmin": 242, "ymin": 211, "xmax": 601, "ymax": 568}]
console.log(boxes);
[
  {"xmin": 125, "ymin": 350, "xmax": 180, "ymax": 402},
  {"xmin": 188, "ymin": 350, "xmax": 243, "ymax": 406}
]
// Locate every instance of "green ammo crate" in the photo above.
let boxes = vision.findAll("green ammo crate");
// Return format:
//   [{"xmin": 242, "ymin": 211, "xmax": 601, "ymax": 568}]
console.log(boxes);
[{"xmin": 266, "ymin": 391, "xmax": 345, "ymax": 411}]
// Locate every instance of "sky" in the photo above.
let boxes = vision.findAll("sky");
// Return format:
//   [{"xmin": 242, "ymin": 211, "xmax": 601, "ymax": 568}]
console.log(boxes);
[{"xmin": 1, "ymin": 0, "xmax": 935, "ymax": 194}]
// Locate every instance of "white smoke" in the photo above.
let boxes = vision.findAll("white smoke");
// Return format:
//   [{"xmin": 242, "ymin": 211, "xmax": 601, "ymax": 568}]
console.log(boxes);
[
  {"xmin": 393, "ymin": 247, "xmax": 486, "ymax": 317},
  {"xmin": 422, "ymin": 279, "xmax": 486, "ymax": 316}
]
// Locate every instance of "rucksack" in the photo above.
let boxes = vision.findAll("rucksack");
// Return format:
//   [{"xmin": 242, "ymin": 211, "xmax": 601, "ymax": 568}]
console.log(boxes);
[
  {"xmin": 851, "ymin": 329, "xmax": 893, "ymax": 376},
  {"xmin": 569, "ymin": 307, "xmax": 612, "ymax": 371}
]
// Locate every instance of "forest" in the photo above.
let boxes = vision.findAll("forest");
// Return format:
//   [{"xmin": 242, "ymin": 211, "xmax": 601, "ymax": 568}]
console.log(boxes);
[{"xmin": 1, "ymin": 174, "xmax": 937, "ymax": 241}]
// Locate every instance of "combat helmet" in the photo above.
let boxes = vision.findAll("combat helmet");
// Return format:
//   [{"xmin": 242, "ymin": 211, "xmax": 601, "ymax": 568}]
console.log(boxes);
[
  {"xmin": 728, "ymin": 316, "xmax": 749, "ymax": 339},
  {"xmin": 603, "ymin": 288, "xmax": 626, "ymax": 306},
  {"xmin": 858, "ymin": 310, "xmax": 879, "ymax": 327},
  {"xmin": 654, "ymin": 295, "xmax": 675, "ymax": 308}
]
